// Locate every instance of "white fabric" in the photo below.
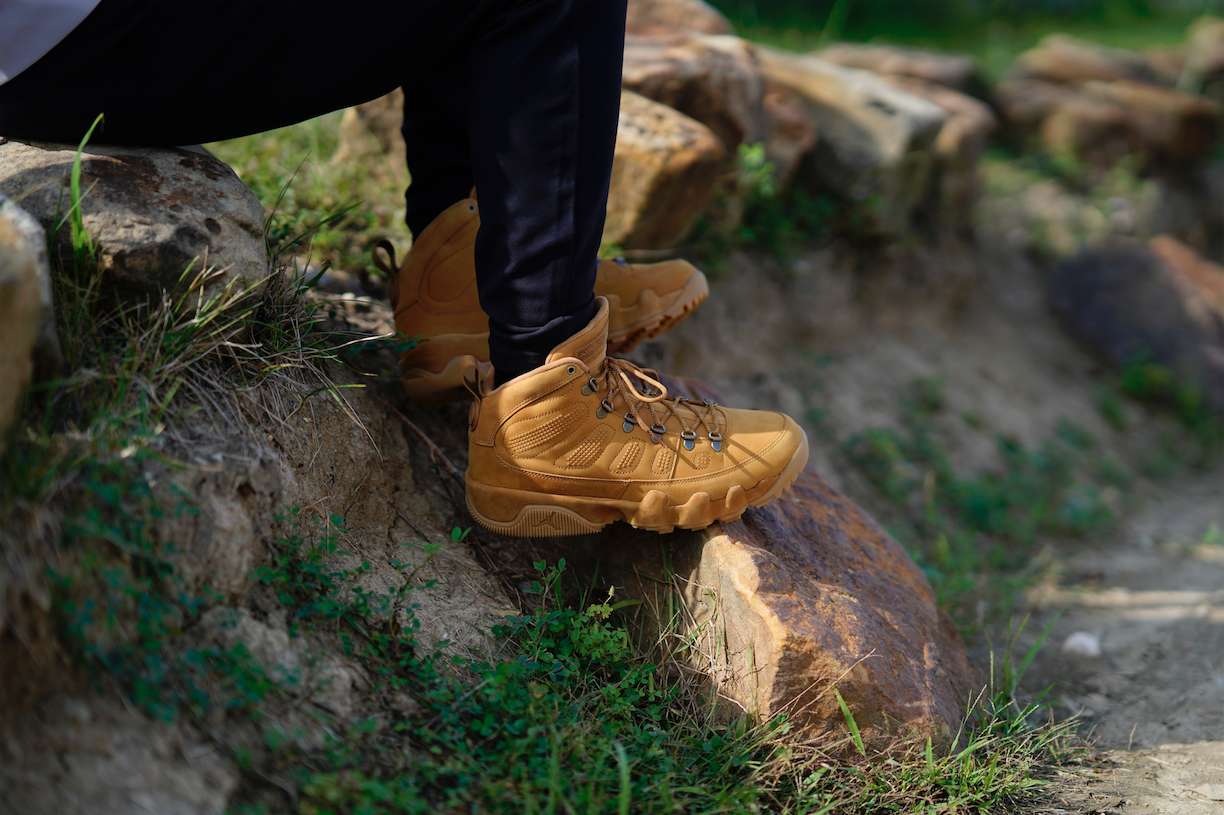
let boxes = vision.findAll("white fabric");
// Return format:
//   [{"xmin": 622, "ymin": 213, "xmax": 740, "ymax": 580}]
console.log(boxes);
[{"xmin": 0, "ymin": 0, "xmax": 101, "ymax": 86}]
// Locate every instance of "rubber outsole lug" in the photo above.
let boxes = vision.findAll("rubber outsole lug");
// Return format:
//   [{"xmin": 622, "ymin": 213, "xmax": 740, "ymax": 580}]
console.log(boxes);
[{"xmin": 465, "ymin": 429, "xmax": 809, "ymax": 537}]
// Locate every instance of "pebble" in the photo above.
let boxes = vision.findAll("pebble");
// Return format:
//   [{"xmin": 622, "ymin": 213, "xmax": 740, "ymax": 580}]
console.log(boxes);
[{"xmin": 1062, "ymin": 631, "xmax": 1102, "ymax": 657}]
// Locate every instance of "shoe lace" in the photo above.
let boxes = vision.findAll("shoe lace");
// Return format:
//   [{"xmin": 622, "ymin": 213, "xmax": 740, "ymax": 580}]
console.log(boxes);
[{"xmin": 590, "ymin": 357, "xmax": 724, "ymax": 447}]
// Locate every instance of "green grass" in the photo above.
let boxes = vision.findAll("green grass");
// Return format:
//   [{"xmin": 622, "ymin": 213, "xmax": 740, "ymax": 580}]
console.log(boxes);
[
  {"xmin": 56, "ymin": 505, "xmax": 1077, "ymax": 815},
  {"xmin": 207, "ymin": 112, "xmax": 407, "ymax": 281},
  {"xmin": 709, "ymin": 0, "xmax": 1220, "ymax": 82}
]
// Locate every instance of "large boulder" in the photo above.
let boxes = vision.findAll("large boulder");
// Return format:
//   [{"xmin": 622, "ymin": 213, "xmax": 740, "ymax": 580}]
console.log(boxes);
[
  {"xmin": 1149, "ymin": 233, "xmax": 1224, "ymax": 312},
  {"xmin": 0, "ymin": 193, "xmax": 47, "ymax": 446},
  {"xmin": 0, "ymin": 140, "xmax": 267, "ymax": 301},
  {"xmin": 625, "ymin": 0, "xmax": 734, "ymax": 36},
  {"xmin": 1011, "ymin": 34, "xmax": 1159, "ymax": 86},
  {"xmin": 819, "ymin": 43, "xmax": 982, "ymax": 95},
  {"xmin": 1182, "ymin": 16, "xmax": 1224, "ymax": 105},
  {"xmin": 594, "ymin": 376, "xmax": 982, "ymax": 748},
  {"xmin": 996, "ymin": 76, "xmax": 1221, "ymax": 173},
  {"xmin": 1048, "ymin": 239, "xmax": 1224, "ymax": 413},
  {"xmin": 994, "ymin": 79, "xmax": 1144, "ymax": 169},
  {"xmin": 604, "ymin": 90, "xmax": 725, "ymax": 250},
  {"xmin": 756, "ymin": 46, "xmax": 948, "ymax": 236},
  {"xmin": 878, "ymin": 75, "xmax": 997, "ymax": 217},
  {"xmin": 622, "ymin": 30, "xmax": 767, "ymax": 151},
  {"xmin": 1080, "ymin": 80, "xmax": 1220, "ymax": 172}
]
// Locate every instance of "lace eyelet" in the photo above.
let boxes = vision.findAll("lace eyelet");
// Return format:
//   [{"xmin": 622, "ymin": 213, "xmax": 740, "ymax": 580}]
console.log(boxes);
[
  {"xmin": 708, "ymin": 430, "xmax": 723, "ymax": 452},
  {"xmin": 623, "ymin": 412, "xmax": 636, "ymax": 433},
  {"xmin": 681, "ymin": 428, "xmax": 696, "ymax": 451},
  {"xmin": 567, "ymin": 365, "xmax": 576, "ymax": 375}
]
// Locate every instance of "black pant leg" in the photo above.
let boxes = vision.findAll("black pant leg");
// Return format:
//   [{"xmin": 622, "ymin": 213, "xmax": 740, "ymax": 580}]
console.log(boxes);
[
  {"xmin": 402, "ymin": 70, "xmax": 474, "ymax": 240},
  {"xmin": 0, "ymin": 0, "xmax": 483, "ymax": 144},
  {"xmin": 467, "ymin": 0, "xmax": 626, "ymax": 379}
]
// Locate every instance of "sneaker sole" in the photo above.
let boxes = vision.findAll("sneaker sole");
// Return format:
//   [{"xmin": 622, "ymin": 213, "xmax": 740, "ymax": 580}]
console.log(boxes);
[
  {"xmin": 465, "ymin": 429, "xmax": 809, "ymax": 537},
  {"xmin": 400, "ymin": 270, "xmax": 710, "ymax": 405}
]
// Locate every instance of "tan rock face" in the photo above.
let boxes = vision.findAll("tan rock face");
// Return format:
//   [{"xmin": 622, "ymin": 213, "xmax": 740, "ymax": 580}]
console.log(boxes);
[
  {"xmin": 1183, "ymin": 15, "xmax": 1224, "ymax": 105},
  {"xmin": 599, "ymin": 457, "xmax": 981, "ymax": 748},
  {"xmin": 756, "ymin": 46, "xmax": 948, "ymax": 236},
  {"xmin": 0, "ymin": 195, "xmax": 44, "ymax": 446},
  {"xmin": 622, "ymin": 30, "xmax": 767, "ymax": 151},
  {"xmin": 819, "ymin": 43, "xmax": 980, "ymax": 93},
  {"xmin": 330, "ymin": 88, "xmax": 407, "ymax": 183},
  {"xmin": 625, "ymin": 0, "xmax": 734, "ymax": 36},
  {"xmin": 879, "ymin": 75, "xmax": 997, "ymax": 215},
  {"xmin": 0, "ymin": 140, "xmax": 267, "ymax": 300},
  {"xmin": 604, "ymin": 90, "xmax": 725, "ymax": 250}
]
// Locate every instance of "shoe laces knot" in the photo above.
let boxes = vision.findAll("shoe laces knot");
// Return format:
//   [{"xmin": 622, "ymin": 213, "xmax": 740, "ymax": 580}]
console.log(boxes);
[{"xmin": 595, "ymin": 357, "xmax": 724, "ymax": 446}]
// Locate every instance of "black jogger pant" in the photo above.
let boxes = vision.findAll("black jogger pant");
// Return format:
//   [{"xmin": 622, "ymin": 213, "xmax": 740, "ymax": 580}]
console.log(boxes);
[{"xmin": 0, "ymin": 0, "xmax": 627, "ymax": 379}]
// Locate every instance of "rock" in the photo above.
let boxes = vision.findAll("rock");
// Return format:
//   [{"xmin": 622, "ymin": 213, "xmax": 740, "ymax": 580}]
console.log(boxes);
[
  {"xmin": 1080, "ymin": 80, "xmax": 1221, "ymax": 172},
  {"xmin": 994, "ymin": 79, "xmax": 1143, "ymax": 169},
  {"xmin": 818, "ymin": 43, "xmax": 981, "ymax": 94},
  {"xmin": 0, "ymin": 140, "xmax": 267, "ymax": 301},
  {"xmin": 622, "ymin": 30, "xmax": 767, "ymax": 152},
  {"xmin": 756, "ymin": 46, "xmax": 948, "ymax": 236},
  {"xmin": 1143, "ymin": 45, "xmax": 1188, "ymax": 87},
  {"xmin": 878, "ymin": 76, "xmax": 997, "ymax": 217},
  {"xmin": 604, "ymin": 90, "xmax": 725, "ymax": 250},
  {"xmin": 1012, "ymin": 34, "xmax": 1159, "ymax": 86},
  {"xmin": 1183, "ymin": 16, "xmax": 1224, "ymax": 105},
  {"xmin": 597, "ymin": 456, "xmax": 982, "ymax": 748},
  {"xmin": 1048, "ymin": 240, "xmax": 1224, "ymax": 413},
  {"xmin": 1062, "ymin": 631, "xmax": 1103, "ymax": 658},
  {"xmin": 761, "ymin": 84, "xmax": 819, "ymax": 188},
  {"xmin": 330, "ymin": 88, "xmax": 407, "ymax": 181},
  {"xmin": 625, "ymin": 0, "xmax": 734, "ymax": 36},
  {"xmin": 1149, "ymin": 234, "xmax": 1224, "ymax": 312},
  {"xmin": 0, "ymin": 194, "xmax": 50, "ymax": 446},
  {"xmin": 0, "ymin": 697, "xmax": 238, "ymax": 815}
]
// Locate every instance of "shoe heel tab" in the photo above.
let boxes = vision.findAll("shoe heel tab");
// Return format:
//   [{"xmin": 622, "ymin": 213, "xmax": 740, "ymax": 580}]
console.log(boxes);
[{"xmin": 461, "ymin": 355, "xmax": 484, "ymax": 401}]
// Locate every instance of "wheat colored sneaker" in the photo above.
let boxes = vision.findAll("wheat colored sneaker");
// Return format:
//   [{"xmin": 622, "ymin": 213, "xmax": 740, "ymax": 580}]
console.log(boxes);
[
  {"xmin": 462, "ymin": 297, "xmax": 809, "ymax": 537},
  {"xmin": 372, "ymin": 197, "xmax": 709, "ymax": 405}
]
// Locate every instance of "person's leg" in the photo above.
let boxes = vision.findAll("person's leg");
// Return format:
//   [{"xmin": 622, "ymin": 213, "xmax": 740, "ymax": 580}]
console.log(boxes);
[
  {"xmin": 0, "ymin": 0, "xmax": 483, "ymax": 145},
  {"xmin": 465, "ymin": 0, "xmax": 626, "ymax": 383},
  {"xmin": 401, "ymin": 70, "xmax": 473, "ymax": 240}
]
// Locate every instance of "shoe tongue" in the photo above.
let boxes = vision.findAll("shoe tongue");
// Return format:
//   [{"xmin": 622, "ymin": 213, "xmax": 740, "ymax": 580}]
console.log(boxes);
[{"xmin": 546, "ymin": 296, "xmax": 609, "ymax": 369}]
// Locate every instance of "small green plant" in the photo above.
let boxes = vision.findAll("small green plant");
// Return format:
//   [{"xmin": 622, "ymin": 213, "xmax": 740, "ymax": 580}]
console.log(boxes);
[
  {"xmin": 1116, "ymin": 358, "xmax": 1224, "ymax": 463},
  {"xmin": 842, "ymin": 379, "xmax": 1118, "ymax": 625}
]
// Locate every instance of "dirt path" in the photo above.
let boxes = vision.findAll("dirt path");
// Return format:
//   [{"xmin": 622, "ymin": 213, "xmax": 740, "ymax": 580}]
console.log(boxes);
[
  {"xmin": 1021, "ymin": 470, "xmax": 1224, "ymax": 814},
  {"xmin": 639, "ymin": 229, "xmax": 1223, "ymax": 813}
]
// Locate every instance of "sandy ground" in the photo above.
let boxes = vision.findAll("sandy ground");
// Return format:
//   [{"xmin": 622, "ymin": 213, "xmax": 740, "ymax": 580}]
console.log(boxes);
[{"xmin": 1023, "ymin": 470, "xmax": 1224, "ymax": 815}]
